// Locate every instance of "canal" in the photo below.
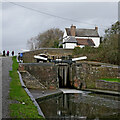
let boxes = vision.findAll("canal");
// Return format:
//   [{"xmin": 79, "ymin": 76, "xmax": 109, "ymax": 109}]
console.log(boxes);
[{"xmin": 38, "ymin": 92, "xmax": 120, "ymax": 119}]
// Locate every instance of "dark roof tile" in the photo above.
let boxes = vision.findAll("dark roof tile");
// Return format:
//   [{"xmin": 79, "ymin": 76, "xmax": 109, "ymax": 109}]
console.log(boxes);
[
  {"xmin": 65, "ymin": 28, "xmax": 99, "ymax": 37},
  {"xmin": 64, "ymin": 36, "xmax": 77, "ymax": 43}
]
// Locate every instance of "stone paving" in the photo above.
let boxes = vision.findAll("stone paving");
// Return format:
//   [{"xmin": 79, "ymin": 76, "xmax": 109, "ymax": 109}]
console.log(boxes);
[
  {"xmin": 29, "ymin": 89, "xmax": 62, "ymax": 100},
  {"xmin": 1, "ymin": 57, "xmax": 13, "ymax": 119}
]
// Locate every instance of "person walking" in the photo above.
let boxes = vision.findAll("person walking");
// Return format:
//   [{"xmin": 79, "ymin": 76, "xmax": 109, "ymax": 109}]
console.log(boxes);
[
  {"xmin": 3, "ymin": 50, "xmax": 5, "ymax": 56},
  {"xmin": 19, "ymin": 53, "xmax": 23, "ymax": 62},
  {"xmin": 12, "ymin": 51, "xmax": 14, "ymax": 56},
  {"xmin": 7, "ymin": 51, "xmax": 9, "ymax": 56}
]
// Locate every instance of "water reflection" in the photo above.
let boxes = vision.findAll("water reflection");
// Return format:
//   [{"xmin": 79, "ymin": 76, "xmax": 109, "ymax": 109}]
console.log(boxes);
[{"xmin": 38, "ymin": 93, "xmax": 120, "ymax": 120}]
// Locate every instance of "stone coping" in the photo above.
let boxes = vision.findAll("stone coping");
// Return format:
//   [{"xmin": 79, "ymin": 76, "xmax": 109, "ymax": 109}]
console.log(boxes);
[
  {"xmin": 76, "ymin": 61, "xmax": 119, "ymax": 68},
  {"xmin": 19, "ymin": 62, "xmax": 55, "ymax": 66},
  {"xmin": 84, "ymin": 89, "xmax": 120, "ymax": 96},
  {"xmin": 22, "ymin": 48, "xmax": 73, "ymax": 53},
  {"xmin": 97, "ymin": 79, "xmax": 120, "ymax": 84}
]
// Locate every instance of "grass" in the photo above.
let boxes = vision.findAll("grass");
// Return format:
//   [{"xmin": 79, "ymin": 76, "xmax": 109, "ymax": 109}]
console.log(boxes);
[
  {"xmin": 9, "ymin": 56, "xmax": 44, "ymax": 119},
  {"xmin": 101, "ymin": 78, "xmax": 120, "ymax": 83}
]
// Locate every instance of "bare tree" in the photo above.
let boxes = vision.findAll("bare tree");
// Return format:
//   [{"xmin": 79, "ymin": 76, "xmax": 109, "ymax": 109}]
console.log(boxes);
[{"xmin": 27, "ymin": 28, "xmax": 63, "ymax": 50}]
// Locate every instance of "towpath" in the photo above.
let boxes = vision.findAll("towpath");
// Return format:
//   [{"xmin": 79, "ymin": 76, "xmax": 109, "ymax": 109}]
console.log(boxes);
[
  {"xmin": 1, "ymin": 57, "xmax": 13, "ymax": 119},
  {"xmin": 0, "ymin": 57, "xmax": 2, "ymax": 119}
]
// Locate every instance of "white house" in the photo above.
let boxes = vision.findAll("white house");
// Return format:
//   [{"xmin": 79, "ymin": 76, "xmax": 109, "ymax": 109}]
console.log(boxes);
[{"xmin": 63, "ymin": 25, "xmax": 100, "ymax": 49}]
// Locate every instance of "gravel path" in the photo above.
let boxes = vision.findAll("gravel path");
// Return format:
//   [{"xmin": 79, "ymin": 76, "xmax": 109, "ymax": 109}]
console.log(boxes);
[
  {"xmin": 0, "ymin": 57, "xmax": 2, "ymax": 119},
  {"xmin": 1, "ymin": 57, "xmax": 13, "ymax": 119}
]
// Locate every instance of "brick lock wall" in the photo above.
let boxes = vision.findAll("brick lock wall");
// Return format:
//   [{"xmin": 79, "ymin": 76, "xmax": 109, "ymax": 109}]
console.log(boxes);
[
  {"xmin": 19, "ymin": 61, "xmax": 119, "ymax": 91},
  {"xmin": 20, "ymin": 63, "xmax": 58, "ymax": 89},
  {"xmin": 96, "ymin": 80, "xmax": 120, "ymax": 92},
  {"xmin": 71, "ymin": 62, "xmax": 119, "ymax": 91}
]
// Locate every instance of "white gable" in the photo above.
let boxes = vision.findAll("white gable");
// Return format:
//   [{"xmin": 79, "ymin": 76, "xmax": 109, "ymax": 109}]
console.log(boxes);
[{"xmin": 63, "ymin": 26, "xmax": 100, "ymax": 49}]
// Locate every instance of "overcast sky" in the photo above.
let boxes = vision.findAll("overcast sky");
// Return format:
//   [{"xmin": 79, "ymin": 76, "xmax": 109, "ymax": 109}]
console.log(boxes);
[{"xmin": 1, "ymin": 2, "xmax": 118, "ymax": 54}]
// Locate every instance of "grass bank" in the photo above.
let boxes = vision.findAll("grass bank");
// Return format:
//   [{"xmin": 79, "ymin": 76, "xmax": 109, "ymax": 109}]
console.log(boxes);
[
  {"xmin": 101, "ymin": 78, "xmax": 120, "ymax": 83},
  {"xmin": 9, "ymin": 56, "xmax": 44, "ymax": 119}
]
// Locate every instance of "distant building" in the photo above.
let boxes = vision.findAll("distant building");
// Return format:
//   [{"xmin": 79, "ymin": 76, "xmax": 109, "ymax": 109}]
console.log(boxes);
[{"xmin": 63, "ymin": 25, "xmax": 100, "ymax": 49}]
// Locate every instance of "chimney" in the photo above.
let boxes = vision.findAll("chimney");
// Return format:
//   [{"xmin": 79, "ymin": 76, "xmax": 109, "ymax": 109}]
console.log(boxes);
[
  {"xmin": 70, "ymin": 24, "xmax": 76, "ymax": 36},
  {"xmin": 95, "ymin": 26, "xmax": 98, "ymax": 31}
]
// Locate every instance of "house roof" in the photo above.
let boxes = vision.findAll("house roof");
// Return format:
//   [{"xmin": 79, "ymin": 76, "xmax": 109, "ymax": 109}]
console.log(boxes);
[
  {"xmin": 76, "ymin": 38, "xmax": 95, "ymax": 46},
  {"xmin": 65, "ymin": 28, "xmax": 99, "ymax": 37},
  {"xmin": 64, "ymin": 36, "xmax": 77, "ymax": 43}
]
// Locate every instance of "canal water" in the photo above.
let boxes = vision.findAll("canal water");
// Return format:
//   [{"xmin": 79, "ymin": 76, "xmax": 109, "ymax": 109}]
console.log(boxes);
[{"xmin": 38, "ymin": 92, "xmax": 120, "ymax": 120}]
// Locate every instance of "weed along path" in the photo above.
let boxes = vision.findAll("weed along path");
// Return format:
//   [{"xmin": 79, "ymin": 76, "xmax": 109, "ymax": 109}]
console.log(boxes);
[{"xmin": 2, "ymin": 56, "xmax": 44, "ymax": 119}]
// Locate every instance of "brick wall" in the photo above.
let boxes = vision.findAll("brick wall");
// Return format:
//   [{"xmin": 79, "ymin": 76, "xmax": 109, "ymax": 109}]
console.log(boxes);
[
  {"xmin": 96, "ymin": 80, "xmax": 120, "ymax": 92},
  {"xmin": 19, "ymin": 63, "xmax": 58, "ymax": 89},
  {"xmin": 22, "ymin": 48, "xmax": 73, "ymax": 63},
  {"xmin": 19, "ymin": 61, "xmax": 120, "ymax": 91},
  {"xmin": 71, "ymin": 62, "xmax": 119, "ymax": 90}
]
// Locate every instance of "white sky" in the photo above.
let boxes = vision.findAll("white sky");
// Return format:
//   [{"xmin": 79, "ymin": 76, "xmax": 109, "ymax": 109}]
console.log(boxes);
[{"xmin": 1, "ymin": 1, "xmax": 119, "ymax": 54}]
